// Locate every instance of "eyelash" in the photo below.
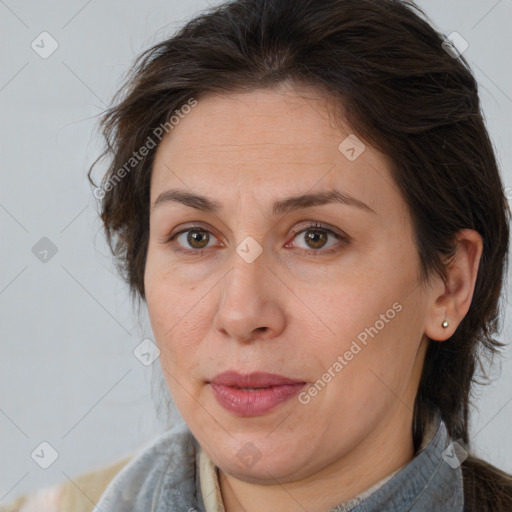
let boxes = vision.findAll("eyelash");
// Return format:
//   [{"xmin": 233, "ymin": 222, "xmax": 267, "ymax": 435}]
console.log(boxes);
[{"xmin": 166, "ymin": 222, "xmax": 348, "ymax": 257}]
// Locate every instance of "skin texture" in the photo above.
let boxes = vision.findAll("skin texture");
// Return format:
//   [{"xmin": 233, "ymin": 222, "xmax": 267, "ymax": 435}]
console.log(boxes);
[{"xmin": 144, "ymin": 84, "xmax": 483, "ymax": 512}]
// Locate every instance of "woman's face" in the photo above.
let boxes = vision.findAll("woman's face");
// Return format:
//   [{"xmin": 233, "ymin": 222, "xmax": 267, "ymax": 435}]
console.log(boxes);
[{"xmin": 145, "ymin": 85, "xmax": 433, "ymax": 484}]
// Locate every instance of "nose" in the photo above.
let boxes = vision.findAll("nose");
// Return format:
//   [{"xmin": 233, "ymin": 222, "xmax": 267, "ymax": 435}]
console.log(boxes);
[{"xmin": 212, "ymin": 245, "xmax": 287, "ymax": 344}]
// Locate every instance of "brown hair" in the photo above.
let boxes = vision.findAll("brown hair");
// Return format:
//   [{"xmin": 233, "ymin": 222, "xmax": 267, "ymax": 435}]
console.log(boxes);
[{"xmin": 89, "ymin": 0, "xmax": 511, "ymax": 508}]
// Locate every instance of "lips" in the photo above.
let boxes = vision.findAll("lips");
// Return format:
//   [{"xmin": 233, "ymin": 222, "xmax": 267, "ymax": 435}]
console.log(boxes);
[{"xmin": 209, "ymin": 371, "xmax": 306, "ymax": 417}]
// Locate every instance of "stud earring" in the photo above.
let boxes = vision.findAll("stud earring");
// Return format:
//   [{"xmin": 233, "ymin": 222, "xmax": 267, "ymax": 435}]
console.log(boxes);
[{"xmin": 442, "ymin": 320, "xmax": 449, "ymax": 328}]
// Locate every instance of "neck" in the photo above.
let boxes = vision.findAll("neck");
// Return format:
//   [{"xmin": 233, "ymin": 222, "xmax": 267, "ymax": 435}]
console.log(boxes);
[{"xmin": 219, "ymin": 410, "xmax": 415, "ymax": 512}]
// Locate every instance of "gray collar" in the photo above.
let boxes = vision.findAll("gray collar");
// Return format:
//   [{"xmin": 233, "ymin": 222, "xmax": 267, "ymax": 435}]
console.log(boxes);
[
  {"xmin": 329, "ymin": 418, "xmax": 464, "ymax": 512},
  {"xmin": 93, "ymin": 422, "xmax": 206, "ymax": 512},
  {"xmin": 93, "ymin": 418, "xmax": 464, "ymax": 512}
]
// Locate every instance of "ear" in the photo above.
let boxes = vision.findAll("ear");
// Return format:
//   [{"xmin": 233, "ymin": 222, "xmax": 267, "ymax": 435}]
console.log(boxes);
[{"xmin": 424, "ymin": 229, "xmax": 483, "ymax": 342}]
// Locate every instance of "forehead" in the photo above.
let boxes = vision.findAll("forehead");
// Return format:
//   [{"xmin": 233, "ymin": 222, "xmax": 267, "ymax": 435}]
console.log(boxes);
[
  {"xmin": 157, "ymin": 86, "xmax": 344, "ymax": 158},
  {"xmin": 150, "ymin": 86, "xmax": 399, "ymax": 215}
]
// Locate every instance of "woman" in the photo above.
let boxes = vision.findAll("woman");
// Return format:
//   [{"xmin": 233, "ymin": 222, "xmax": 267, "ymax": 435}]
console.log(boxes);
[
  {"xmin": 90, "ymin": 0, "xmax": 512, "ymax": 510},
  {"xmin": 5, "ymin": 0, "xmax": 510, "ymax": 510}
]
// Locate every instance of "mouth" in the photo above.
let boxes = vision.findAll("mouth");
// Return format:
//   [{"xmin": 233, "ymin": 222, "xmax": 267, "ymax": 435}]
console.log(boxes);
[{"xmin": 209, "ymin": 371, "xmax": 306, "ymax": 417}]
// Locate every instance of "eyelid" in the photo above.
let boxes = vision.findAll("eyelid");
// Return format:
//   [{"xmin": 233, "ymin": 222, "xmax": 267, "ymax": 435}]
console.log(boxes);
[
  {"xmin": 167, "ymin": 222, "xmax": 217, "ymax": 239},
  {"xmin": 289, "ymin": 220, "xmax": 347, "ymax": 240}
]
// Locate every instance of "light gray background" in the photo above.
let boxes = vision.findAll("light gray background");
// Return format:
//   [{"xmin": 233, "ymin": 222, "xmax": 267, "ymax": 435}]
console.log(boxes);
[{"xmin": 1, "ymin": 0, "xmax": 511, "ymax": 505}]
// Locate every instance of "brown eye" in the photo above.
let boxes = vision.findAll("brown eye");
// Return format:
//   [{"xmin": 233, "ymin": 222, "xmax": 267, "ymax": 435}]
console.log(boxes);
[
  {"xmin": 304, "ymin": 229, "xmax": 328, "ymax": 249},
  {"xmin": 169, "ymin": 227, "xmax": 217, "ymax": 252},
  {"xmin": 289, "ymin": 224, "xmax": 342, "ymax": 252},
  {"xmin": 186, "ymin": 229, "xmax": 210, "ymax": 249}
]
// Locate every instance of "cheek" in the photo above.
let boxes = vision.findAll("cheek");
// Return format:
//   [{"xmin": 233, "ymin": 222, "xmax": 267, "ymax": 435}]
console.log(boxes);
[
  {"xmin": 145, "ymin": 260, "xmax": 205, "ymax": 367},
  {"xmin": 145, "ymin": 243, "xmax": 198, "ymax": 328},
  {"xmin": 304, "ymin": 257, "xmax": 422, "ymax": 395},
  {"xmin": 321, "ymin": 294, "xmax": 424, "ymax": 414},
  {"xmin": 307, "ymin": 269, "xmax": 401, "ymax": 348}
]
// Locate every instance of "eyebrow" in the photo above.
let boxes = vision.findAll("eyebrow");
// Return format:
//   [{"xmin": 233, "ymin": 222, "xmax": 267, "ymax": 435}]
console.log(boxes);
[{"xmin": 152, "ymin": 188, "xmax": 376, "ymax": 215}]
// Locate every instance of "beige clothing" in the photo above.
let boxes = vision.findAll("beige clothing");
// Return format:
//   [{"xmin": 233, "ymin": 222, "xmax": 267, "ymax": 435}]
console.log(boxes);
[{"xmin": 0, "ymin": 456, "xmax": 132, "ymax": 512}]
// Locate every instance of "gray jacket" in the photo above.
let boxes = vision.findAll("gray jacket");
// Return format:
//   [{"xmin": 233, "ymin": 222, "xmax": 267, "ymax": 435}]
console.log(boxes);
[{"xmin": 93, "ymin": 418, "xmax": 465, "ymax": 512}]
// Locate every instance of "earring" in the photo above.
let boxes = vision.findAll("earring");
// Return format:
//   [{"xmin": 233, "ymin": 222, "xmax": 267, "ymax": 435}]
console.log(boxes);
[{"xmin": 442, "ymin": 320, "xmax": 449, "ymax": 328}]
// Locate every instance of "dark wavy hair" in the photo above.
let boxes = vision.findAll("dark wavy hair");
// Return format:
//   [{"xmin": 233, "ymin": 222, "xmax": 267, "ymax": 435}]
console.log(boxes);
[{"xmin": 89, "ymin": 0, "xmax": 511, "ymax": 508}]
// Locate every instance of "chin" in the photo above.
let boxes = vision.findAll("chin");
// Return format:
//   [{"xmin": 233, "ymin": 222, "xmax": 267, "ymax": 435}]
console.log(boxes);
[{"xmin": 204, "ymin": 433, "xmax": 317, "ymax": 483}]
